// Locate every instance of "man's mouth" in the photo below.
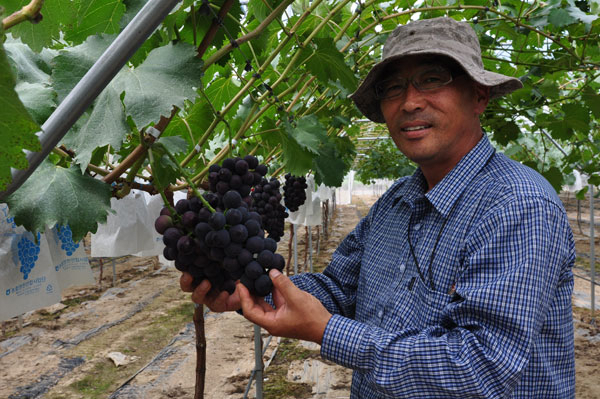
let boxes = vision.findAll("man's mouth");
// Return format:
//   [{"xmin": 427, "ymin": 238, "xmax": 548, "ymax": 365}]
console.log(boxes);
[{"xmin": 401, "ymin": 124, "xmax": 431, "ymax": 132}]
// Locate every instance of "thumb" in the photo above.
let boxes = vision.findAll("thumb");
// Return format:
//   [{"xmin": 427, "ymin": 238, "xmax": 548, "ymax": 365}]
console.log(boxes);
[{"xmin": 269, "ymin": 269, "xmax": 297, "ymax": 300}]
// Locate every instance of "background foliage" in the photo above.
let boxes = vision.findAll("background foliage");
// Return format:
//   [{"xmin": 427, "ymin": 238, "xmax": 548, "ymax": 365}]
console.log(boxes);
[{"xmin": 1, "ymin": 0, "xmax": 599, "ymax": 240}]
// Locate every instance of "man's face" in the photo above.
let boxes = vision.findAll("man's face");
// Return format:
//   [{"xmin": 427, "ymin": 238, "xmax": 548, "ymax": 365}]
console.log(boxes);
[{"xmin": 379, "ymin": 55, "xmax": 489, "ymax": 175}]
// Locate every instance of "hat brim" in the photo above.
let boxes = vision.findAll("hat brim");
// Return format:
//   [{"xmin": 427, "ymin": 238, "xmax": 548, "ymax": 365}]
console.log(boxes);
[{"xmin": 350, "ymin": 50, "xmax": 524, "ymax": 123}]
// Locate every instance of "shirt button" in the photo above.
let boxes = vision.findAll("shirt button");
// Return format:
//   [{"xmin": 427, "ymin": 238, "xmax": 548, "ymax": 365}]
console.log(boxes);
[
  {"xmin": 413, "ymin": 223, "xmax": 421, "ymax": 231},
  {"xmin": 377, "ymin": 310, "xmax": 383, "ymax": 318},
  {"xmin": 399, "ymin": 263, "xmax": 405, "ymax": 273}
]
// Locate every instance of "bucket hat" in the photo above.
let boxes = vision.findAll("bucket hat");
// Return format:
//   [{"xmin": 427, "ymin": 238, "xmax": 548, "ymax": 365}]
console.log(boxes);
[{"xmin": 350, "ymin": 17, "xmax": 523, "ymax": 123}]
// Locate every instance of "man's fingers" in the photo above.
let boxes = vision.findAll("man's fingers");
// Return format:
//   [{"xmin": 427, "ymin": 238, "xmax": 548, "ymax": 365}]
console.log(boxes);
[
  {"xmin": 180, "ymin": 272, "xmax": 194, "ymax": 292},
  {"xmin": 269, "ymin": 269, "xmax": 298, "ymax": 301},
  {"xmin": 191, "ymin": 279, "xmax": 211, "ymax": 304}
]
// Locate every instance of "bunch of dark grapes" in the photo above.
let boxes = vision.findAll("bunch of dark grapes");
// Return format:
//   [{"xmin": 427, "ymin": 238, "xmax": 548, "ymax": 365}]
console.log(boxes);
[
  {"xmin": 250, "ymin": 177, "xmax": 288, "ymax": 242},
  {"xmin": 154, "ymin": 156, "xmax": 285, "ymax": 296},
  {"xmin": 282, "ymin": 174, "xmax": 308, "ymax": 212},
  {"xmin": 207, "ymin": 155, "xmax": 268, "ymax": 207}
]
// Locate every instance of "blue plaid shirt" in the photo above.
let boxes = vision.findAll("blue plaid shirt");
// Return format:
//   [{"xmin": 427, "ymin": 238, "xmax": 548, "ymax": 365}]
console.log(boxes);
[{"xmin": 290, "ymin": 135, "xmax": 575, "ymax": 398}]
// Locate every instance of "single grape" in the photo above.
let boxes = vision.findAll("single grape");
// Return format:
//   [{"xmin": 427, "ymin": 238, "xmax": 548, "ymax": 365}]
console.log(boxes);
[
  {"xmin": 155, "ymin": 215, "xmax": 173, "ymax": 235},
  {"xmin": 163, "ymin": 227, "xmax": 183, "ymax": 247},
  {"xmin": 254, "ymin": 274, "xmax": 273, "ymax": 297},
  {"xmin": 223, "ymin": 190, "xmax": 242, "ymax": 209}
]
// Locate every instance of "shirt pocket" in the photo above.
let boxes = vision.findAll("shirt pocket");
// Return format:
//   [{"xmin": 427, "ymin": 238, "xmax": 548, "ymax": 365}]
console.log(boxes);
[{"xmin": 415, "ymin": 280, "xmax": 453, "ymax": 328}]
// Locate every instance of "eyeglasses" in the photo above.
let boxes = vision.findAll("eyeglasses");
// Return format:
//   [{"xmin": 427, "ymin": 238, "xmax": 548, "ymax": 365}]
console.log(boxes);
[{"xmin": 374, "ymin": 65, "xmax": 455, "ymax": 100}]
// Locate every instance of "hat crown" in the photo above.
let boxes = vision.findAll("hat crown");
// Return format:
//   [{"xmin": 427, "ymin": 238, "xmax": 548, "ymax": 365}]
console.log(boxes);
[{"xmin": 383, "ymin": 17, "xmax": 484, "ymax": 72}]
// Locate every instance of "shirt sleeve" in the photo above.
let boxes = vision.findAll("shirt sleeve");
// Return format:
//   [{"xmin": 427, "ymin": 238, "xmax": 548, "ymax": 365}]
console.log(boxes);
[
  {"xmin": 319, "ymin": 196, "xmax": 574, "ymax": 398},
  {"xmin": 290, "ymin": 208, "xmax": 371, "ymax": 318}
]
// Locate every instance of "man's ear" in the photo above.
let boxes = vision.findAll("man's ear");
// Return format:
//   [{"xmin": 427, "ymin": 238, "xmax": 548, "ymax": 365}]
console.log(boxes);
[{"xmin": 474, "ymin": 83, "xmax": 490, "ymax": 114}]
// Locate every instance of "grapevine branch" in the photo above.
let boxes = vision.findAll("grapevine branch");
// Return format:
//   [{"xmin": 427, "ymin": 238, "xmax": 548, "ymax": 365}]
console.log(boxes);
[
  {"xmin": 1, "ymin": 0, "xmax": 43, "ymax": 30},
  {"xmin": 103, "ymin": 107, "xmax": 178, "ymax": 185},
  {"xmin": 196, "ymin": 0, "xmax": 235, "ymax": 57}
]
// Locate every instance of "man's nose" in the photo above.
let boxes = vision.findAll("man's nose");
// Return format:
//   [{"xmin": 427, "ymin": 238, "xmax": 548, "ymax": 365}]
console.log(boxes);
[{"xmin": 402, "ymin": 81, "xmax": 426, "ymax": 112}]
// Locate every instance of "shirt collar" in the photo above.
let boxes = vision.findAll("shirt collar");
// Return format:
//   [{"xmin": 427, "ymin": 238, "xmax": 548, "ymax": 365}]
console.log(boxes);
[
  {"xmin": 395, "ymin": 135, "xmax": 495, "ymax": 217},
  {"xmin": 426, "ymin": 134, "xmax": 495, "ymax": 217}
]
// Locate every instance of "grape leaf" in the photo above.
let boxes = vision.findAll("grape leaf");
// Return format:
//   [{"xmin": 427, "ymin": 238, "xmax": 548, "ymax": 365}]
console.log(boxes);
[
  {"xmin": 4, "ymin": 39, "xmax": 56, "ymax": 124},
  {"xmin": 51, "ymin": 34, "xmax": 114, "ymax": 104},
  {"xmin": 285, "ymin": 115, "xmax": 327, "ymax": 154},
  {"xmin": 120, "ymin": 43, "xmax": 204, "ymax": 129},
  {"xmin": 247, "ymin": 0, "xmax": 280, "ymax": 22},
  {"xmin": 15, "ymin": 81, "xmax": 56, "ymax": 124},
  {"xmin": 562, "ymin": 103, "xmax": 590, "ymax": 132},
  {"xmin": 312, "ymin": 142, "xmax": 348, "ymax": 187},
  {"xmin": 540, "ymin": 165, "xmax": 564, "ymax": 194},
  {"xmin": 150, "ymin": 140, "xmax": 187, "ymax": 189},
  {"xmin": 277, "ymin": 128, "xmax": 313, "ymax": 175},
  {"xmin": 0, "ymin": 44, "xmax": 41, "ymax": 192},
  {"xmin": 582, "ymin": 88, "xmax": 600, "ymax": 118},
  {"xmin": 61, "ymin": 83, "xmax": 129, "ymax": 170},
  {"xmin": 302, "ymin": 38, "xmax": 358, "ymax": 91},
  {"xmin": 162, "ymin": 98, "xmax": 215, "ymax": 142},
  {"xmin": 548, "ymin": 8, "xmax": 576, "ymax": 28},
  {"xmin": 4, "ymin": 38, "xmax": 55, "ymax": 84},
  {"xmin": 203, "ymin": 76, "xmax": 241, "ymax": 112},
  {"xmin": 64, "ymin": 0, "xmax": 126, "ymax": 44},
  {"xmin": 56, "ymin": 41, "xmax": 202, "ymax": 169},
  {"xmin": 5, "ymin": 160, "xmax": 112, "ymax": 242},
  {"xmin": 156, "ymin": 136, "xmax": 189, "ymax": 155},
  {"xmin": 3, "ymin": 0, "xmax": 77, "ymax": 51}
]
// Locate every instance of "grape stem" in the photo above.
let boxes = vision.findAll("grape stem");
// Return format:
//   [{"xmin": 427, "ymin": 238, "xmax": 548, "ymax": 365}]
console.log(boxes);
[
  {"xmin": 147, "ymin": 147, "xmax": 177, "ymax": 217},
  {"xmin": 156, "ymin": 143, "xmax": 216, "ymax": 213}
]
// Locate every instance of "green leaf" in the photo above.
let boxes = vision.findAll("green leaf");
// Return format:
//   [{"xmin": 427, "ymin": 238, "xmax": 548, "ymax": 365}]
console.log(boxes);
[
  {"xmin": 548, "ymin": 8, "xmax": 577, "ymax": 27},
  {"xmin": 120, "ymin": 43, "xmax": 204, "ymax": 129},
  {"xmin": 65, "ymin": 0, "xmax": 127, "ymax": 44},
  {"xmin": 247, "ymin": 0, "xmax": 280, "ymax": 22},
  {"xmin": 285, "ymin": 115, "xmax": 327, "ymax": 154},
  {"xmin": 331, "ymin": 115, "xmax": 351, "ymax": 129},
  {"xmin": 277, "ymin": 128, "xmax": 313, "ymax": 175},
  {"xmin": 3, "ymin": 38, "xmax": 56, "ymax": 84},
  {"xmin": 312, "ymin": 142, "xmax": 348, "ymax": 187},
  {"xmin": 541, "ymin": 166, "xmax": 564, "ymax": 193},
  {"xmin": 5, "ymin": 160, "xmax": 112, "ymax": 242},
  {"xmin": 156, "ymin": 136, "xmax": 189, "ymax": 155},
  {"xmin": 566, "ymin": 2, "xmax": 599, "ymax": 26},
  {"xmin": 562, "ymin": 103, "xmax": 590, "ymax": 132},
  {"xmin": 203, "ymin": 76, "xmax": 241, "ymax": 112},
  {"xmin": 302, "ymin": 38, "xmax": 357, "ymax": 91},
  {"xmin": 15, "ymin": 81, "xmax": 56, "ymax": 124},
  {"xmin": 56, "ymin": 41, "xmax": 202, "ymax": 169},
  {"xmin": 492, "ymin": 120, "xmax": 521, "ymax": 146},
  {"xmin": 582, "ymin": 88, "xmax": 600, "ymax": 118},
  {"xmin": 61, "ymin": 84, "xmax": 129, "ymax": 170},
  {"xmin": 0, "ymin": 44, "xmax": 41, "ymax": 192},
  {"xmin": 162, "ymin": 98, "xmax": 215, "ymax": 142},
  {"xmin": 52, "ymin": 34, "xmax": 114, "ymax": 104},
  {"xmin": 4, "ymin": 0, "xmax": 77, "ymax": 51}
]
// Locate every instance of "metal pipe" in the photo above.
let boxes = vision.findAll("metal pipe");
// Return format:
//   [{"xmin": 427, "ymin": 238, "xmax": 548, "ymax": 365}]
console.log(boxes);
[
  {"xmin": 0, "ymin": 0, "xmax": 182, "ymax": 201},
  {"xmin": 253, "ymin": 324, "xmax": 263, "ymax": 399},
  {"xmin": 308, "ymin": 225, "xmax": 313, "ymax": 273},
  {"xmin": 590, "ymin": 184, "xmax": 596, "ymax": 321},
  {"xmin": 293, "ymin": 223, "xmax": 298, "ymax": 275}
]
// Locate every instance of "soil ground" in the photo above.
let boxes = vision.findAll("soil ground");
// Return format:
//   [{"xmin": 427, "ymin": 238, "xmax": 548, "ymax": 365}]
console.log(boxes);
[{"xmin": 0, "ymin": 193, "xmax": 598, "ymax": 399}]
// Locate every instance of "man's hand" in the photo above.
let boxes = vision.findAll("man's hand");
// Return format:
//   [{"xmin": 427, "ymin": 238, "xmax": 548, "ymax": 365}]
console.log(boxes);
[
  {"xmin": 238, "ymin": 269, "xmax": 332, "ymax": 344},
  {"xmin": 180, "ymin": 272, "xmax": 241, "ymax": 312}
]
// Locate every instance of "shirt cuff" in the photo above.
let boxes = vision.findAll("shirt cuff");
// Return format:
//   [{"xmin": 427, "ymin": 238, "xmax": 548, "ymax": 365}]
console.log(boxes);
[{"xmin": 320, "ymin": 314, "xmax": 368, "ymax": 369}]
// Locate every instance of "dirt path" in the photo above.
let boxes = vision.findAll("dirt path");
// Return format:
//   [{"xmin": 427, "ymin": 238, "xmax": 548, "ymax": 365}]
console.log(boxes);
[{"xmin": 0, "ymin": 195, "xmax": 598, "ymax": 399}]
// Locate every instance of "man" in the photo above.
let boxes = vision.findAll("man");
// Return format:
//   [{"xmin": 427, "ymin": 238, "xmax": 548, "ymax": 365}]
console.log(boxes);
[{"xmin": 181, "ymin": 17, "xmax": 575, "ymax": 398}]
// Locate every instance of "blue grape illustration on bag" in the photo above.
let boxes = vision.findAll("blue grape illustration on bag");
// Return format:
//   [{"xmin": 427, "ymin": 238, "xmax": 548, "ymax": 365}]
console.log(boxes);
[
  {"xmin": 54, "ymin": 225, "xmax": 79, "ymax": 256},
  {"xmin": 12, "ymin": 232, "xmax": 41, "ymax": 280}
]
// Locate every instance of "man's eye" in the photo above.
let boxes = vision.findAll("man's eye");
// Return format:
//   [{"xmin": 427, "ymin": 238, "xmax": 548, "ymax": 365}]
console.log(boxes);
[
  {"xmin": 386, "ymin": 83, "xmax": 405, "ymax": 91},
  {"xmin": 419, "ymin": 74, "xmax": 444, "ymax": 84}
]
